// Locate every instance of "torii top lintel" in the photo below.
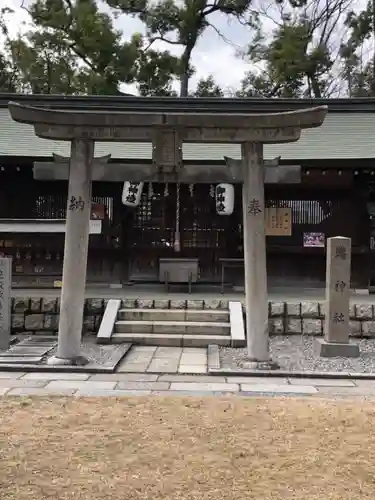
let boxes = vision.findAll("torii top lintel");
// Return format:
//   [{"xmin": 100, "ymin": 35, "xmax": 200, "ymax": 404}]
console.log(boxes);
[{"xmin": 8, "ymin": 101, "xmax": 327, "ymax": 144}]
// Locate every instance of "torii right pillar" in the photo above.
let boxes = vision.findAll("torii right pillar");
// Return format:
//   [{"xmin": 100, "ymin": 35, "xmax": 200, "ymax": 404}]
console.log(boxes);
[{"xmin": 239, "ymin": 107, "xmax": 328, "ymax": 369}]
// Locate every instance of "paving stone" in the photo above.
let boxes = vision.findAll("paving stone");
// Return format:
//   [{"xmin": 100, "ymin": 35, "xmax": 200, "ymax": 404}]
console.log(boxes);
[
  {"xmin": 46, "ymin": 380, "xmax": 117, "ymax": 390},
  {"xmin": 170, "ymin": 382, "xmax": 239, "ymax": 392},
  {"xmin": 91, "ymin": 373, "xmax": 158, "ymax": 382},
  {"xmin": 147, "ymin": 359, "xmax": 179, "ymax": 373},
  {"xmin": 182, "ymin": 348, "xmax": 207, "ymax": 354},
  {"xmin": 152, "ymin": 390, "xmax": 218, "ymax": 397},
  {"xmin": 22, "ymin": 372, "xmax": 90, "ymax": 381},
  {"xmin": 180, "ymin": 353, "xmax": 207, "ymax": 365},
  {"xmin": 117, "ymin": 362, "xmax": 150, "ymax": 373},
  {"xmin": 124, "ymin": 352, "xmax": 154, "ymax": 364},
  {"xmin": 316, "ymin": 386, "xmax": 375, "ymax": 395},
  {"xmin": 76, "ymin": 389, "xmax": 151, "ymax": 397},
  {"xmin": 0, "ymin": 356, "xmax": 42, "ymax": 364},
  {"xmin": 154, "ymin": 347, "xmax": 182, "ymax": 358},
  {"xmin": 0, "ymin": 372, "xmax": 26, "ymax": 379},
  {"xmin": 116, "ymin": 381, "xmax": 170, "ymax": 391},
  {"xmin": 352, "ymin": 380, "xmax": 375, "ymax": 388},
  {"xmin": 157, "ymin": 374, "xmax": 227, "ymax": 383},
  {"xmin": 131, "ymin": 346, "xmax": 157, "ymax": 353},
  {"xmin": 178, "ymin": 365, "xmax": 207, "ymax": 374},
  {"xmin": 289, "ymin": 378, "xmax": 355, "ymax": 387},
  {"xmin": 240, "ymin": 384, "xmax": 317, "ymax": 394},
  {"xmin": 239, "ymin": 392, "xmax": 314, "ymax": 398},
  {"xmin": 0, "ymin": 379, "xmax": 48, "ymax": 388},
  {"xmin": 229, "ymin": 377, "xmax": 290, "ymax": 385},
  {"xmin": 7, "ymin": 387, "xmax": 77, "ymax": 396},
  {"xmin": 6, "ymin": 346, "xmax": 52, "ymax": 355}
]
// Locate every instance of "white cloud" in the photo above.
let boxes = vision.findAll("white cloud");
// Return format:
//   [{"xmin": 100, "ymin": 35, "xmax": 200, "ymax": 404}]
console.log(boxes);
[{"xmin": 2, "ymin": 0, "xmax": 254, "ymax": 94}]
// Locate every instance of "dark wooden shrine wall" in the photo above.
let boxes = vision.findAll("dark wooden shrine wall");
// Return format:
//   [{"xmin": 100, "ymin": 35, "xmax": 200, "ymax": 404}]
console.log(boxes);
[
  {"xmin": 126, "ymin": 182, "xmax": 370, "ymax": 284},
  {"xmin": 0, "ymin": 167, "xmax": 371, "ymax": 285},
  {"xmin": 0, "ymin": 173, "xmax": 123, "ymax": 284}
]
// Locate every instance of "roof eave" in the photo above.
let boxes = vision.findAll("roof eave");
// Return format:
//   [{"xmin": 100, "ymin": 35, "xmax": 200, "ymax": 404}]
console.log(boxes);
[{"xmin": 1, "ymin": 93, "xmax": 375, "ymax": 113}]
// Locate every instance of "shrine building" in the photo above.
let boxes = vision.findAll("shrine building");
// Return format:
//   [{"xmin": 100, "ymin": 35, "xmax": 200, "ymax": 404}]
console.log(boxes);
[{"xmin": 0, "ymin": 93, "xmax": 374, "ymax": 292}]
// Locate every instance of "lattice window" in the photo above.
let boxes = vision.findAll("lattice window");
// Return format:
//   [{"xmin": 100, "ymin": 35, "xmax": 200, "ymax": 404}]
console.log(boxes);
[
  {"xmin": 267, "ymin": 199, "xmax": 333, "ymax": 225},
  {"xmin": 132, "ymin": 183, "xmax": 173, "ymax": 248}
]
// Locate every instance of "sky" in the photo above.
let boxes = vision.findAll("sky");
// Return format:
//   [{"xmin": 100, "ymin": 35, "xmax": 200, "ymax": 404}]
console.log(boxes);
[{"xmin": 2, "ymin": 0, "xmax": 262, "ymax": 95}]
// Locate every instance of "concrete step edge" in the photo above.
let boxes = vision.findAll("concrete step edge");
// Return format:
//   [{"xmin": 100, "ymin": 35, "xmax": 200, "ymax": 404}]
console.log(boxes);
[
  {"xmin": 118, "ymin": 308, "xmax": 229, "ymax": 314},
  {"xmin": 115, "ymin": 320, "xmax": 230, "ymax": 327},
  {"xmin": 114, "ymin": 329, "xmax": 227, "ymax": 335},
  {"xmin": 111, "ymin": 333, "xmax": 231, "ymax": 346}
]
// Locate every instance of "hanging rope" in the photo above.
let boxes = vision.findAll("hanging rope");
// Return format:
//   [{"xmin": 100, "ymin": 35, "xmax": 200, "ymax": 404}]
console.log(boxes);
[{"xmin": 173, "ymin": 182, "xmax": 181, "ymax": 252}]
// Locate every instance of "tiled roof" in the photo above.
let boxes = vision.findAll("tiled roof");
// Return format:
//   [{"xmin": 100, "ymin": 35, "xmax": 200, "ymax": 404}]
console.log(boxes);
[{"xmin": 1, "ymin": 109, "xmax": 374, "ymax": 160}]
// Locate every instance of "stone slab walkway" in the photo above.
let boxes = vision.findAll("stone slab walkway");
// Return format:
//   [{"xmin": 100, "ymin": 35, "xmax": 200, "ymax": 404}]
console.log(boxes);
[
  {"xmin": 117, "ymin": 346, "xmax": 208, "ymax": 374},
  {"xmin": 1, "ymin": 371, "xmax": 375, "ymax": 398}
]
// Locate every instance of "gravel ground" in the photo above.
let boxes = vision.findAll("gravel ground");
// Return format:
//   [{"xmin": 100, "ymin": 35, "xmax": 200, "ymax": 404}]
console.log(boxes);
[{"xmin": 220, "ymin": 336, "xmax": 375, "ymax": 373}]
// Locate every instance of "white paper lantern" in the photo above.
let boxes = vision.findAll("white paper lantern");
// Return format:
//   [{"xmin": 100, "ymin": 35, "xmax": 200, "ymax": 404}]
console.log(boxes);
[
  {"xmin": 122, "ymin": 181, "xmax": 144, "ymax": 207},
  {"xmin": 215, "ymin": 183, "xmax": 234, "ymax": 215}
]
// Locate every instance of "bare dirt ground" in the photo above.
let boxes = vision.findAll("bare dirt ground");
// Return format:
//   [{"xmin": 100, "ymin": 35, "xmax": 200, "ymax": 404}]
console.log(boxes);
[{"xmin": 0, "ymin": 395, "xmax": 374, "ymax": 500}]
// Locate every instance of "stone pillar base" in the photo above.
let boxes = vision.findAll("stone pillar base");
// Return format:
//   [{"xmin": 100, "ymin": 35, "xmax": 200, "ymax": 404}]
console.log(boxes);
[
  {"xmin": 241, "ymin": 360, "xmax": 280, "ymax": 370},
  {"xmin": 314, "ymin": 338, "xmax": 360, "ymax": 358},
  {"xmin": 47, "ymin": 355, "xmax": 89, "ymax": 366}
]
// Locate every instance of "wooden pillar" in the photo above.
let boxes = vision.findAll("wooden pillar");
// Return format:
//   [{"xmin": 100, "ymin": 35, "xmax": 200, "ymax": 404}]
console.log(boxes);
[
  {"xmin": 241, "ymin": 142, "xmax": 274, "ymax": 365},
  {"xmin": 48, "ymin": 139, "xmax": 94, "ymax": 365}
]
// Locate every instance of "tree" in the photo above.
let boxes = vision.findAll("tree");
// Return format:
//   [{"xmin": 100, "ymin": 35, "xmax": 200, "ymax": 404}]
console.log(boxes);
[
  {"xmin": 0, "ymin": 8, "xmax": 21, "ymax": 92},
  {"xmin": 135, "ymin": 43, "xmax": 179, "ymax": 96},
  {"xmin": 192, "ymin": 75, "xmax": 223, "ymax": 96},
  {"xmin": 0, "ymin": 0, "xmax": 180, "ymax": 95},
  {"xmin": 238, "ymin": 0, "xmax": 353, "ymax": 98},
  {"xmin": 105, "ymin": 0, "xmax": 253, "ymax": 96},
  {"xmin": 16, "ymin": 0, "xmax": 140, "ymax": 94},
  {"xmin": 0, "ymin": 51, "xmax": 17, "ymax": 92},
  {"xmin": 340, "ymin": 0, "xmax": 375, "ymax": 96}
]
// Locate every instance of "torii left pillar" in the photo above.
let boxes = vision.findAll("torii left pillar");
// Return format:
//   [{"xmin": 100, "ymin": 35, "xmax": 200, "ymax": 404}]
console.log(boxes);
[{"xmin": 49, "ymin": 139, "xmax": 94, "ymax": 365}]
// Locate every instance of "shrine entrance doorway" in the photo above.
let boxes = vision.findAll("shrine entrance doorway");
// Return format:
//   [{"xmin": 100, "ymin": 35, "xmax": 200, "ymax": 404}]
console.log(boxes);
[{"xmin": 123, "ymin": 182, "xmax": 240, "ymax": 283}]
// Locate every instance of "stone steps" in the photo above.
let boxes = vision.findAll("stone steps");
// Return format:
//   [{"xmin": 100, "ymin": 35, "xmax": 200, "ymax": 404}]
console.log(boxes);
[
  {"xmin": 114, "ymin": 320, "xmax": 230, "ymax": 335},
  {"xmin": 117, "ymin": 308, "xmax": 229, "ymax": 322},
  {"xmin": 110, "ymin": 333, "xmax": 231, "ymax": 347},
  {"xmin": 97, "ymin": 299, "xmax": 245, "ymax": 348}
]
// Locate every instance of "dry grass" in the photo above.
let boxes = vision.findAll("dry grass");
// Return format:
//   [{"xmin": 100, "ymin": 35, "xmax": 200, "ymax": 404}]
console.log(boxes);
[{"xmin": 0, "ymin": 396, "xmax": 375, "ymax": 500}]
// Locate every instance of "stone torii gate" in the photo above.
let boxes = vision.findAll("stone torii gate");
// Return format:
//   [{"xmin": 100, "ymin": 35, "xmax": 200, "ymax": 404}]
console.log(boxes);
[{"xmin": 8, "ymin": 101, "xmax": 327, "ymax": 368}]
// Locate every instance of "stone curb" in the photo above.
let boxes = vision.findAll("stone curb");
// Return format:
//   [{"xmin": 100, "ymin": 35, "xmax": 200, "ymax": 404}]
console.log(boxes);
[
  {"xmin": 208, "ymin": 367, "xmax": 375, "ymax": 380},
  {"xmin": 207, "ymin": 345, "xmax": 220, "ymax": 369}
]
